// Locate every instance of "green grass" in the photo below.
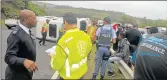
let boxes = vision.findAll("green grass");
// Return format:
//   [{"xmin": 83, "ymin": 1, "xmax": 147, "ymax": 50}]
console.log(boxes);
[
  {"xmin": 83, "ymin": 44, "xmax": 125, "ymax": 79},
  {"xmin": 0, "ymin": 19, "xmax": 5, "ymax": 25}
]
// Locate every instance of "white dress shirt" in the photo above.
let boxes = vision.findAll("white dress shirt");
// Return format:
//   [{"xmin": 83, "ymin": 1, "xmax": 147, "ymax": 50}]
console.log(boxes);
[{"xmin": 19, "ymin": 21, "xmax": 30, "ymax": 35}]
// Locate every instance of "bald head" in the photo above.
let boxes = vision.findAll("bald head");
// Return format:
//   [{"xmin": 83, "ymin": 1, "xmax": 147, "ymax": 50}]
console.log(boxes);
[
  {"xmin": 19, "ymin": 10, "xmax": 35, "ymax": 21},
  {"xmin": 19, "ymin": 10, "xmax": 37, "ymax": 28}
]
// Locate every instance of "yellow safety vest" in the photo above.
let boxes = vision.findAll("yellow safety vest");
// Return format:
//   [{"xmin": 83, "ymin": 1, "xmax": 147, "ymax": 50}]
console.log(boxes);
[
  {"xmin": 51, "ymin": 28, "xmax": 92, "ymax": 79},
  {"xmin": 41, "ymin": 23, "xmax": 49, "ymax": 32},
  {"xmin": 87, "ymin": 26, "xmax": 97, "ymax": 42}
]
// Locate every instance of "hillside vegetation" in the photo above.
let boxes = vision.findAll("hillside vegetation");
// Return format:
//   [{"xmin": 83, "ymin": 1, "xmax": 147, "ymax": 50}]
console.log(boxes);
[
  {"xmin": 1, "ymin": 1, "xmax": 167, "ymax": 27},
  {"xmin": 1, "ymin": 0, "xmax": 46, "ymax": 19},
  {"xmin": 35, "ymin": 2, "xmax": 167, "ymax": 27}
]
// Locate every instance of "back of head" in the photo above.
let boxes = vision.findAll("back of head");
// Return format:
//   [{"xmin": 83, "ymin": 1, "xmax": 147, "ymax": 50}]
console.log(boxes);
[
  {"xmin": 103, "ymin": 17, "xmax": 111, "ymax": 24},
  {"xmin": 119, "ymin": 31, "xmax": 126, "ymax": 38},
  {"xmin": 46, "ymin": 19, "xmax": 50, "ymax": 23},
  {"xmin": 80, "ymin": 20, "xmax": 87, "ymax": 31},
  {"xmin": 133, "ymin": 24, "xmax": 138, "ymax": 29},
  {"xmin": 149, "ymin": 27, "xmax": 158, "ymax": 34},
  {"xmin": 92, "ymin": 20, "xmax": 97, "ymax": 26},
  {"xmin": 63, "ymin": 13, "xmax": 77, "ymax": 24}
]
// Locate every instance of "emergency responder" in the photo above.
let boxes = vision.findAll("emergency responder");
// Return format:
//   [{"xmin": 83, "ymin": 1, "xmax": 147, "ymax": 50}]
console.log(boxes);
[
  {"xmin": 132, "ymin": 26, "xmax": 159, "ymax": 65},
  {"xmin": 57, "ymin": 23, "xmax": 65, "ymax": 42},
  {"xmin": 134, "ymin": 31, "xmax": 167, "ymax": 80},
  {"xmin": 39, "ymin": 19, "xmax": 50, "ymax": 46},
  {"xmin": 92, "ymin": 17, "xmax": 116, "ymax": 80},
  {"xmin": 5, "ymin": 10, "xmax": 38, "ymax": 80},
  {"xmin": 49, "ymin": 13, "xmax": 92, "ymax": 79},
  {"xmin": 87, "ymin": 20, "xmax": 98, "ymax": 44}
]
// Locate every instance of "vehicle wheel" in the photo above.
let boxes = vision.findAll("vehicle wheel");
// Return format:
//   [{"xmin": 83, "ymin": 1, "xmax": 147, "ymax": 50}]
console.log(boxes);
[
  {"xmin": 11, "ymin": 27, "xmax": 15, "ymax": 30},
  {"xmin": 6, "ymin": 25, "xmax": 11, "ymax": 29}
]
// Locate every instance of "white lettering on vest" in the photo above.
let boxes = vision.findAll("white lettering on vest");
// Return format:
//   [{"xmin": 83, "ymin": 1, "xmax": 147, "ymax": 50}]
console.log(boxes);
[
  {"xmin": 72, "ymin": 57, "xmax": 87, "ymax": 69},
  {"xmin": 102, "ymin": 34, "xmax": 111, "ymax": 37},
  {"xmin": 141, "ymin": 43, "xmax": 165, "ymax": 54}
]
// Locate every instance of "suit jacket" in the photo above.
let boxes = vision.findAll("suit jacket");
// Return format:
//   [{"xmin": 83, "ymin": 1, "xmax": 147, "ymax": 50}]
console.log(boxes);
[{"xmin": 4, "ymin": 25, "xmax": 36, "ymax": 80}]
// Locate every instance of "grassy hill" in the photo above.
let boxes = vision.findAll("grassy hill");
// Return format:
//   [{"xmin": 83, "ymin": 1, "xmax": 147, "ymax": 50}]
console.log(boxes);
[
  {"xmin": 1, "ymin": 1, "xmax": 167, "ymax": 27},
  {"xmin": 35, "ymin": 1, "xmax": 167, "ymax": 27},
  {"xmin": 1, "ymin": 0, "xmax": 46, "ymax": 20}
]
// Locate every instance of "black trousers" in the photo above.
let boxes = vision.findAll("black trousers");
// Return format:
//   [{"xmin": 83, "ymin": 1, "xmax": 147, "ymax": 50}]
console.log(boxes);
[
  {"xmin": 5, "ymin": 66, "xmax": 33, "ymax": 80},
  {"xmin": 39, "ymin": 32, "xmax": 47, "ymax": 45},
  {"xmin": 113, "ymin": 38, "xmax": 119, "ymax": 51}
]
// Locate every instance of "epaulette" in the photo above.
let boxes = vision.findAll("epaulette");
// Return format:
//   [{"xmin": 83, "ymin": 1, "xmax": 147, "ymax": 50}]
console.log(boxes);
[{"xmin": 12, "ymin": 28, "xmax": 19, "ymax": 35}]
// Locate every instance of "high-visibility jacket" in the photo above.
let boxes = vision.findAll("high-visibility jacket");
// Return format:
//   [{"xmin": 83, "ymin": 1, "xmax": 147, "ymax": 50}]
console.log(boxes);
[
  {"xmin": 51, "ymin": 28, "xmax": 92, "ymax": 79},
  {"xmin": 41, "ymin": 23, "xmax": 49, "ymax": 32},
  {"xmin": 87, "ymin": 26, "xmax": 97, "ymax": 42}
]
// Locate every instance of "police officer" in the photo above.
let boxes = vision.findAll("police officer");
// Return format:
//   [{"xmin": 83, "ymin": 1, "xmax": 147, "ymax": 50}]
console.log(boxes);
[
  {"xmin": 92, "ymin": 17, "xmax": 116, "ymax": 80},
  {"xmin": 134, "ymin": 31, "xmax": 167, "ymax": 80},
  {"xmin": 4, "ymin": 10, "xmax": 38, "ymax": 80},
  {"xmin": 39, "ymin": 19, "xmax": 50, "ymax": 46},
  {"xmin": 49, "ymin": 13, "xmax": 92, "ymax": 79}
]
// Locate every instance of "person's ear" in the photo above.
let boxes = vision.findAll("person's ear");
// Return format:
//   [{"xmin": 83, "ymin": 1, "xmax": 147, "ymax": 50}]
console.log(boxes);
[
  {"xmin": 64, "ymin": 21, "xmax": 68, "ymax": 25},
  {"xmin": 64, "ymin": 21, "xmax": 69, "ymax": 29}
]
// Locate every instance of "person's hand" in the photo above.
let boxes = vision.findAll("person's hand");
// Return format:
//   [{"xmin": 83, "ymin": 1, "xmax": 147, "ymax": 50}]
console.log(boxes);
[
  {"xmin": 24, "ymin": 59, "xmax": 38, "ymax": 72},
  {"xmin": 48, "ymin": 53, "xmax": 53, "ymax": 59}
]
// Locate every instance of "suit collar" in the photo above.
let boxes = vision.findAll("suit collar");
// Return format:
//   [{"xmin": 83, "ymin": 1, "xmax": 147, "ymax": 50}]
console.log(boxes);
[{"xmin": 18, "ymin": 21, "xmax": 30, "ymax": 35}]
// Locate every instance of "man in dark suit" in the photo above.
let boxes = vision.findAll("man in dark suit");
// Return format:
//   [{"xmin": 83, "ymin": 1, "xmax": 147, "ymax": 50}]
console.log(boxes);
[{"xmin": 4, "ymin": 10, "xmax": 38, "ymax": 80}]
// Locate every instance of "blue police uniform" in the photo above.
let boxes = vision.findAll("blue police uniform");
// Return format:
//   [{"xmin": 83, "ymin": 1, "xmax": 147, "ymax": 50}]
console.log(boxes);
[{"xmin": 92, "ymin": 24, "xmax": 116, "ymax": 79}]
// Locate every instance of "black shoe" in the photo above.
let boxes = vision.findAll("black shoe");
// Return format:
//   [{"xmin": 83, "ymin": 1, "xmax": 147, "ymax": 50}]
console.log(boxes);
[
  {"xmin": 39, "ymin": 42, "xmax": 42, "ymax": 46},
  {"xmin": 43, "ymin": 44, "xmax": 46, "ymax": 46},
  {"xmin": 92, "ymin": 75, "xmax": 96, "ymax": 80},
  {"xmin": 107, "ymin": 71, "xmax": 115, "ymax": 76},
  {"xmin": 111, "ymin": 62, "xmax": 114, "ymax": 64},
  {"xmin": 100, "ymin": 76, "xmax": 104, "ymax": 80}
]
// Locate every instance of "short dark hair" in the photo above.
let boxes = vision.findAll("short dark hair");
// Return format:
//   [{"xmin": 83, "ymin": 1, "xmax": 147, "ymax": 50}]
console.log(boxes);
[
  {"xmin": 103, "ymin": 17, "xmax": 111, "ymax": 24},
  {"xmin": 80, "ymin": 20, "xmax": 87, "ymax": 31},
  {"xmin": 63, "ymin": 13, "xmax": 77, "ymax": 24},
  {"xmin": 133, "ymin": 24, "xmax": 138, "ymax": 28},
  {"xmin": 119, "ymin": 31, "xmax": 125, "ymax": 38}
]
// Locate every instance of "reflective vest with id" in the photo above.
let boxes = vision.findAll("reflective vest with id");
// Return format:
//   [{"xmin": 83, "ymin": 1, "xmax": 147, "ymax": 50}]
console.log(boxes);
[
  {"xmin": 87, "ymin": 26, "xmax": 97, "ymax": 42},
  {"xmin": 41, "ymin": 23, "xmax": 49, "ymax": 32},
  {"xmin": 98, "ymin": 26, "xmax": 112, "ymax": 47},
  {"xmin": 50, "ymin": 28, "xmax": 92, "ymax": 79}
]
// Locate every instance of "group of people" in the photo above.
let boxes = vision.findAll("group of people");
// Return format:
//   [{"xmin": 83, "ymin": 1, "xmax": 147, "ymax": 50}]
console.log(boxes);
[{"xmin": 4, "ymin": 9, "xmax": 167, "ymax": 80}]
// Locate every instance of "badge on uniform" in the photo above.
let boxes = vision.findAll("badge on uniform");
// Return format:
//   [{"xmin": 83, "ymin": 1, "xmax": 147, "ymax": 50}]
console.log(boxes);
[{"xmin": 12, "ymin": 29, "xmax": 19, "ymax": 34}]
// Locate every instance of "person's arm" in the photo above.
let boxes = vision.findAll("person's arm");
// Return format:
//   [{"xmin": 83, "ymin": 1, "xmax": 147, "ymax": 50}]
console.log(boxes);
[
  {"xmin": 95, "ymin": 27, "xmax": 101, "ymax": 41},
  {"xmin": 111, "ymin": 27, "xmax": 117, "ymax": 44},
  {"xmin": 50, "ymin": 43, "xmax": 67, "ymax": 71},
  {"xmin": 5, "ymin": 34, "xmax": 26, "ymax": 66}
]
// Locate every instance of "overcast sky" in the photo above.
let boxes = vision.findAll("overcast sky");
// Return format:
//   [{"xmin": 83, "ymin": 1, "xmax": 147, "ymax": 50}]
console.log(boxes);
[{"xmin": 39, "ymin": 1, "xmax": 167, "ymax": 20}]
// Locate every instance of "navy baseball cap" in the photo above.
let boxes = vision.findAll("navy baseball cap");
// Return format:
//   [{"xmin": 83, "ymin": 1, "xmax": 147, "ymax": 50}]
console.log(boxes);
[{"xmin": 103, "ymin": 17, "xmax": 111, "ymax": 24}]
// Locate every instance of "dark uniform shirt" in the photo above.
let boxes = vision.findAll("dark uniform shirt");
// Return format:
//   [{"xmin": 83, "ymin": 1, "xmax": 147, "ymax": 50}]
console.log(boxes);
[
  {"xmin": 4, "ymin": 25, "xmax": 36, "ymax": 80},
  {"xmin": 134, "ymin": 33, "xmax": 167, "ymax": 80}
]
